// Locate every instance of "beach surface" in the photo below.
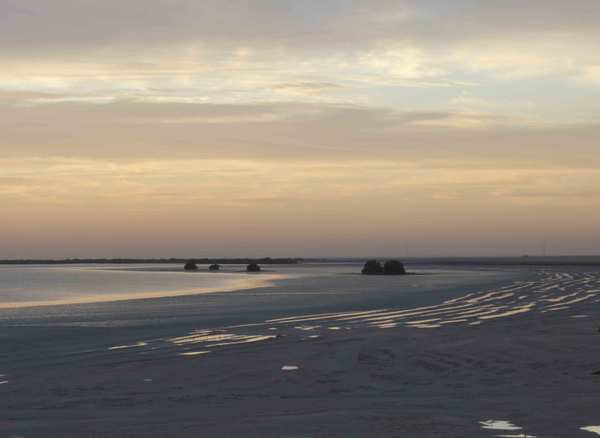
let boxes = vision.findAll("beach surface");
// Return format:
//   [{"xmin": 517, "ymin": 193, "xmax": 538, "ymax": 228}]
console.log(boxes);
[{"xmin": 2, "ymin": 262, "xmax": 600, "ymax": 437}]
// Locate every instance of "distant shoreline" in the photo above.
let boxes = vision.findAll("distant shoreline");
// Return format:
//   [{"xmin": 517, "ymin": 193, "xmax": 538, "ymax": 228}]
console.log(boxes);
[
  {"xmin": 0, "ymin": 258, "xmax": 302, "ymax": 266},
  {"xmin": 2, "ymin": 256, "xmax": 600, "ymax": 267},
  {"xmin": 399, "ymin": 256, "xmax": 600, "ymax": 267},
  {"xmin": 307, "ymin": 256, "xmax": 600, "ymax": 267}
]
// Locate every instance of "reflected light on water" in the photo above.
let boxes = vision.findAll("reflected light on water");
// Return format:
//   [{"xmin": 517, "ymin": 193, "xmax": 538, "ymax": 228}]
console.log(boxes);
[
  {"xmin": 582, "ymin": 426, "xmax": 600, "ymax": 436},
  {"xmin": 170, "ymin": 331, "xmax": 276, "ymax": 348},
  {"xmin": 108, "ymin": 342, "xmax": 147, "ymax": 350},
  {"xmin": 263, "ymin": 272, "xmax": 600, "ymax": 331},
  {"xmin": 479, "ymin": 420, "xmax": 537, "ymax": 438},
  {"xmin": 179, "ymin": 351, "xmax": 211, "ymax": 357},
  {"xmin": 281, "ymin": 365, "xmax": 299, "ymax": 371}
]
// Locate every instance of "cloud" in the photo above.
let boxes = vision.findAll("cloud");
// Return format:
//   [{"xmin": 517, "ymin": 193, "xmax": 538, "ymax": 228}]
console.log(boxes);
[
  {"xmin": 2, "ymin": 156, "xmax": 599, "ymax": 211},
  {"xmin": 1, "ymin": 99, "xmax": 598, "ymax": 170},
  {"xmin": 580, "ymin": 65, "xmax": 600, "ymax": 85},
  {"xmin": 3, "ymin": 1, "xmax": 600, "ymax": 257},
  {"xmin": 3, "ymin": 1, "xmax": 600, "ymax": 53},
  {"xmin": 2, "ymin": 0, "xmax": 600, "ymax": 116},
  {"xmin": 274, "ymin": 82, "xmax": 341, "ymax": 91}
]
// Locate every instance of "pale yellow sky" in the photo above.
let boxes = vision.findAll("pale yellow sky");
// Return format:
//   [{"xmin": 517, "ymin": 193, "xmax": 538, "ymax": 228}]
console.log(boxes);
[{"xmin": 2, "ymin": 1, "xmax": 600, "ymax": 257}]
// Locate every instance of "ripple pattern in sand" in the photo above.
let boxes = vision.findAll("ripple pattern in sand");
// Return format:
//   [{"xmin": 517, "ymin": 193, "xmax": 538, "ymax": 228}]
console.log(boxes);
[
  {"xmin": 265, "ymin": 271, "xmax": 600, "ymax": 329},
  {"xmin": 108, "ymin": 271, "xmax": 600, "ymax": 357}
]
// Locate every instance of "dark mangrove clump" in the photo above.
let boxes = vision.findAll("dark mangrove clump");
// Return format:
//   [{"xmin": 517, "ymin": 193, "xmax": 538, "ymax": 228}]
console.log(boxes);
[
  {"xmin": 361, "ymin": 259, "xmax": 383, "ymax": 275},
  {"xmin": 383, "ymin": 260, "xmax": 406, "ymax": 275},
  {"xmin": 184, "ymin": 260, "xmax": 198, "ymax": 271},
  {"xmin": 361, "ymin": 259, "xmax": 407, "ymax": 275},
  {"xmin": 209, "ymin": 263, "xmax": 220, "ymax": 271},
  {"xmin": 246, "ymin": 263, "xmax": 261, "ymax": 272}
]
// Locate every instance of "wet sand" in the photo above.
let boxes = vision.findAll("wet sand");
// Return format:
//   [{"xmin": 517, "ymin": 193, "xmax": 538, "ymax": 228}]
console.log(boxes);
[{"xmin": 2, "ymin": 265, "xmax": 600, "ymax": 437}]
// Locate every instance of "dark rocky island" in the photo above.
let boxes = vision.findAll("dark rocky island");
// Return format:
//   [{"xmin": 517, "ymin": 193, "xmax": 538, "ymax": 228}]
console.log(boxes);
[
  {"xmin": 383, "ymin": 260, "xmax": 406, "ymax": 275},
  {"xmin": 246, "ymin": 263, "xmax": 261, "ymax": 272},
  {"xmin": 362, "ymin": 259, "xmax": 406, "ymax": 275},
  {"xmin": 361, "ymin": 259, "xmax": 383, "ymax": 275},
  {"xmin": 184, "ymin": 260, "xmax": 198, "ymax": 271}
]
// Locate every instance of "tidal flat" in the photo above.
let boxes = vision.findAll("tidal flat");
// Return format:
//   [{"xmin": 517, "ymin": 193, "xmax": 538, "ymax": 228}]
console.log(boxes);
[{"xmin": 2, "ymin": 262, "xmax": 600, "ymax": 437}]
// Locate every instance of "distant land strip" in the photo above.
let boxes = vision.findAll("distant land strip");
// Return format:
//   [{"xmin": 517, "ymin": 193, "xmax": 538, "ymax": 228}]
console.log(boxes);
[
  {"xmin": 400, "ymin": 256, "xmax": 600, "ymax": 266},
  {"xmin": 3, "ymin": 256, "xmax": 600, "ymax": 267},
  {"xmin": 0, "ymin": 258, "xmax": 302, "ymax": 265},
  {"xmin": 304, "ymin": 256, "xmax": 600, "ymax": 267}
]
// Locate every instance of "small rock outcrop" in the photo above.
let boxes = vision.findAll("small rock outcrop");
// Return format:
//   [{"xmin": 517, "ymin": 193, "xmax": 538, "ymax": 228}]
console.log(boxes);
[
  {"xmin": 246, "ymin": 263, "xmax": 261, "ymax": 272},
  {"xmin": 361, "ymin": 259, "xmax": 383, "ymax": 275},
  {"xmin": 383, "ymin": 260, "xmax": 406, "ymax": 275},
  {"xmin": 184, "ymin": 260, "xmax": 198, "ymax": 271},
  {"xmin": 209, "ymin": 263, "xmax": 220, "ymax": 271}
]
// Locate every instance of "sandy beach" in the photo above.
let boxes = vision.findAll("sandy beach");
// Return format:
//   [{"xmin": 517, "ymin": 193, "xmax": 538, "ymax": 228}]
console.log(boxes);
[{"xmin": 2, "ymin": 263, "xmax": 600, "ymax": 437}]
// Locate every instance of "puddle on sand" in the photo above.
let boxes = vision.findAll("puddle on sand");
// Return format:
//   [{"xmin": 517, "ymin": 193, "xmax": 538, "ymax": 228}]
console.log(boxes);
[
  {"xmin": 294, "ymin": 325, "xmax": 320, "ymax": 331},
  {"xmin": 281, "ymin": 365, "xmax": 299, "ymax": 371},
  {"xmin": 480, "ymin": 420, "xmax": 537, "ymax": 438},
  {"xmin": 205, "ymin": 335, "xmax": 276, "ymax": 348},
  {"xmin": 495, "ymin": 434, "xmax": 537, "ymax": 438},
  {"xmin": 258, "ymin": 271, "xmax": 600, "ymax": 331},
  {"xmin": 179, "ymin": 351, "xmax": 210, "ymax": 356},
  {"xmin": 408, "ymin": 323, "xmax": 440, "ymax": 329},
  {"xmin": 170, "ymin": 332, "xmax": 276, "ymax": 348},
  {"xmin": 376, "ymin": 323, "xmax": 397, "ymax": 329},
  {"xmin": 582, "ymin": 426, "xmax": 600, "ymax": 436},
  {"xmin": 108, "ymin": 342, "xmax": 147, "ymax": 350}
]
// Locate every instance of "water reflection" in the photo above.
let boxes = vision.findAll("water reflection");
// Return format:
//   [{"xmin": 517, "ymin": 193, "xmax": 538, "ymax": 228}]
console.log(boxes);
[
  {"xmin": 179, "ymin": 351, "xmax": 210, "ymax": 357},
  {"xmin": 294, "ymin": 325, "xmax": 320, "ymax": 331},
  {"xmin": 480, "ymin": 420, "xmax": 537, "ymax": 437},
  {"xmin": 582, "ymin": 426, "xmax": 600, "ymax": 436},
  {"xmin": 170, "ymin": 331, "xmax": 276, "ymax": 348},
  {"xmin": 281, "ymin": 365, "xmax": 299, "ymax": 371},
  {"xmin": 108, "ymin": 342, "xmax": 147, "ymax": 350},
  {"xmin": 264, "ymin": 271, "xmax": 600, "ymax": 330},
  {"xmin": 107, "ymin": 270, "xmax": 600, "ymax": 362},
  {"xmin": 0, "ymin": 264, "xmax": 285, "ymax": 309}
]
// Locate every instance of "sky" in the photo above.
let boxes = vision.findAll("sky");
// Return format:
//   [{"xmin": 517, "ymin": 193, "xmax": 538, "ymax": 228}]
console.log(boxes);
[{"xmin": 2, "ymin": 0, "xmax": 600, "ymax": 258}]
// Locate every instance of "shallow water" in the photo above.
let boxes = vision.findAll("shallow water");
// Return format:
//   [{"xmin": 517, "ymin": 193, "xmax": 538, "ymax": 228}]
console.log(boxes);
[
  {"xmin": 0, "ymin": 262, "xmax": 528, "ymax": 330},
  {"xmin": 582, "ymin": 426, "xmax": 600, "ymax": 436},
  {"xmin": 0, "ymin": 264, "xmax": 282, "ymax": 308},
  {"xmin": 281, "ymin": 365, "xmax": 299, "ymax": 371},
  {"xmin": 0, "ymin": 262, "xmax": 507, "ymax": 308},
  {"xmin": 480, "ymin": 420, "xmax": 537, "ymax": 437}
]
